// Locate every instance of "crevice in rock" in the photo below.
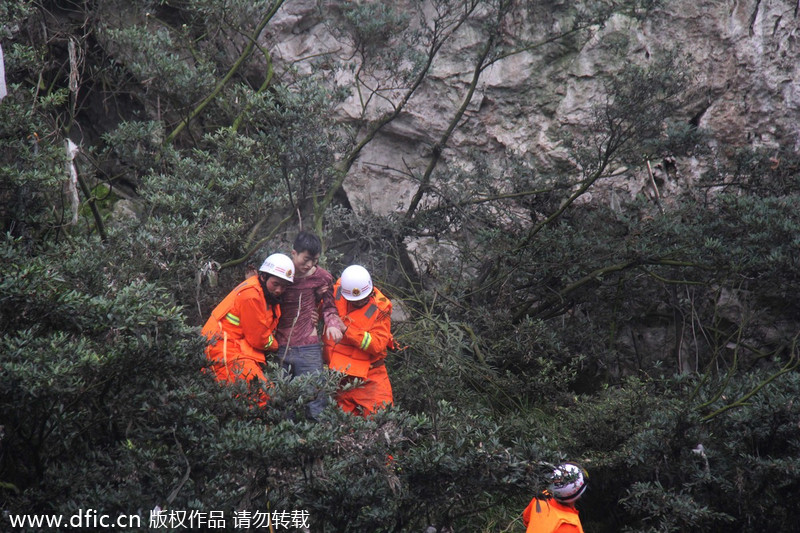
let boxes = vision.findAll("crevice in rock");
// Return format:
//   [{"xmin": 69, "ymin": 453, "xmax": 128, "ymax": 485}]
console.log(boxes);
[
  {"xmin": 689, "ymin": 101, "xmax": 711, "ymax": 129},
  {"xmin": 749, "ymin": 0, "xmax": 762, "ymax": 36},
  {"xmin": 773, "ymin": 15, "xmax": 782, "ymax": 36}
]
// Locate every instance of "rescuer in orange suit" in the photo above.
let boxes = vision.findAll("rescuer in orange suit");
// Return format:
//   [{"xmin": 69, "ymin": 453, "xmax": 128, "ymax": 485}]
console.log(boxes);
[
  {"xmin": 522, "ymin": 463, "xmax": 588, "ymax": 533},
  {"xmin": 202, "ymin": 253, "xmax": 294, "ymax": 399},
  {"xmin": 323, "ymin": 265, "xmax": 394, "ymax": 416}
]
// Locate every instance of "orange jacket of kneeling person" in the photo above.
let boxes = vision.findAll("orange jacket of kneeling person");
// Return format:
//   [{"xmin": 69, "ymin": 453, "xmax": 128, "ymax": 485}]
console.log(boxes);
[
  {"xmin": 202, "ymin": 275, "xmax": 280, "ymax": 386},
  {"xmin": 324, "ymin": 280, "xmax": 393, "ymax": 415}
]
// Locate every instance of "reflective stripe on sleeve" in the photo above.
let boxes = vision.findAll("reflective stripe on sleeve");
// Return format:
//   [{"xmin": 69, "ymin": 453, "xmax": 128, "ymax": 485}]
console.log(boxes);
[
  {"xmin": 265, "ymin": 335, "xmax": 275, "ymax": 349},
  {"xmin": 360, "ymin": 332, "xmax": 372, "ymax": 350},
  {"xmin": 225, "ymin": 312, "xmax": 240, "ymax": 326}
]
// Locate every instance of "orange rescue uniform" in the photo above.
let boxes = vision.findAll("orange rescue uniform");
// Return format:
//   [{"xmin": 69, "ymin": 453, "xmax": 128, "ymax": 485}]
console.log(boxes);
[
  {"xmin": 202, "ymin": 275, "xmax": 280, "ymax": 390},
  {"xmin": 323, "ymin": 281, "xmax": 393, "ymax": 415},
  {"xmin": 522, "ymin": 497, "xmax": 584, "ymax": 533}
]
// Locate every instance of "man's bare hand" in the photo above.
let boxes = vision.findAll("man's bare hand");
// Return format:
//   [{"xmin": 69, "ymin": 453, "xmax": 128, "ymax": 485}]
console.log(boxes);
[{"xmin": 325, "ymin": 326, "xmax": 344, "ymax": 342}]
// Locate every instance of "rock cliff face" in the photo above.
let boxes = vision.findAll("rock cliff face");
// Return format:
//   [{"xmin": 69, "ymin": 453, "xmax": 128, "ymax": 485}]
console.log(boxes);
[
  {"xmin": 262, "ymin": 0, "xmax": 799, "ymax": 371},
  {"xmin": 265, "ymin": 0, "xmax": 800, "ymax": 215}
]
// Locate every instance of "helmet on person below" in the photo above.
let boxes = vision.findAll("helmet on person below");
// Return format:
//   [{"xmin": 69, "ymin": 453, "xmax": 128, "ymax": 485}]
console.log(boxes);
[
  {"xmin": 340, "ymin": 265, "xmax": 373, "ymax": 301},
  {"xmin": 549, "ymin": 463, "xmax": 588, "ymax": 503},
  {"xmin": 259, "ymin": 253, "xmax": 294, "ymax": 283}
]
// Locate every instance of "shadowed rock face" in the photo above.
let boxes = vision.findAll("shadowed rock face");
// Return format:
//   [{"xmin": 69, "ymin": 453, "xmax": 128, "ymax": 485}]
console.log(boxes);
[{"xmin": 264, "ymin": 0, "xmax": 799, "ymax": 215}]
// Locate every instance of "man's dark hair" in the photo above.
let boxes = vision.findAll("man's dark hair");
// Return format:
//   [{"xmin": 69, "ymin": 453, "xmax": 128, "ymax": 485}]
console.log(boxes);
[{"xmin": 293, "ymin": 230, "xmax": 321, "ymax": 256}]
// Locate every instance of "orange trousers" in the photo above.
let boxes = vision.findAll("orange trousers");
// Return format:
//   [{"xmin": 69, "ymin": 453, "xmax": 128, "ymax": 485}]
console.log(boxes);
[
  {"xmin": 336, "ymin": 365, "xmax": 393, "ymax": 416},
  {"xmin": 208, "ymin": 356, "xmax": 270, "ymax": 407},
  {"xmin": 210, "ymin": 356, "xmax": 266, "ymax": 384}
]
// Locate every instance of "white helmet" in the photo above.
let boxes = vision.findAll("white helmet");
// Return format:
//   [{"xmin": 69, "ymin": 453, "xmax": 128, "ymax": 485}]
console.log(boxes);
[
  {"xmin": 549, "ymin": 463, "xmax": 588, "ymax": 503},
  {"xmin": 340, "ymin": 265, "xmax": 373, "ymax": 301},
  {"xmin": 259, "ymin": 253, "xmax": 294, "ymax": 282}
]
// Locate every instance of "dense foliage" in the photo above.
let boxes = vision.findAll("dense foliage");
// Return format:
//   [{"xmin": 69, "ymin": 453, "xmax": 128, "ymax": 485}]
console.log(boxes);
[{"xmin": 2, "ymin": 1, "xmax": 799, "ymax": 532}]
